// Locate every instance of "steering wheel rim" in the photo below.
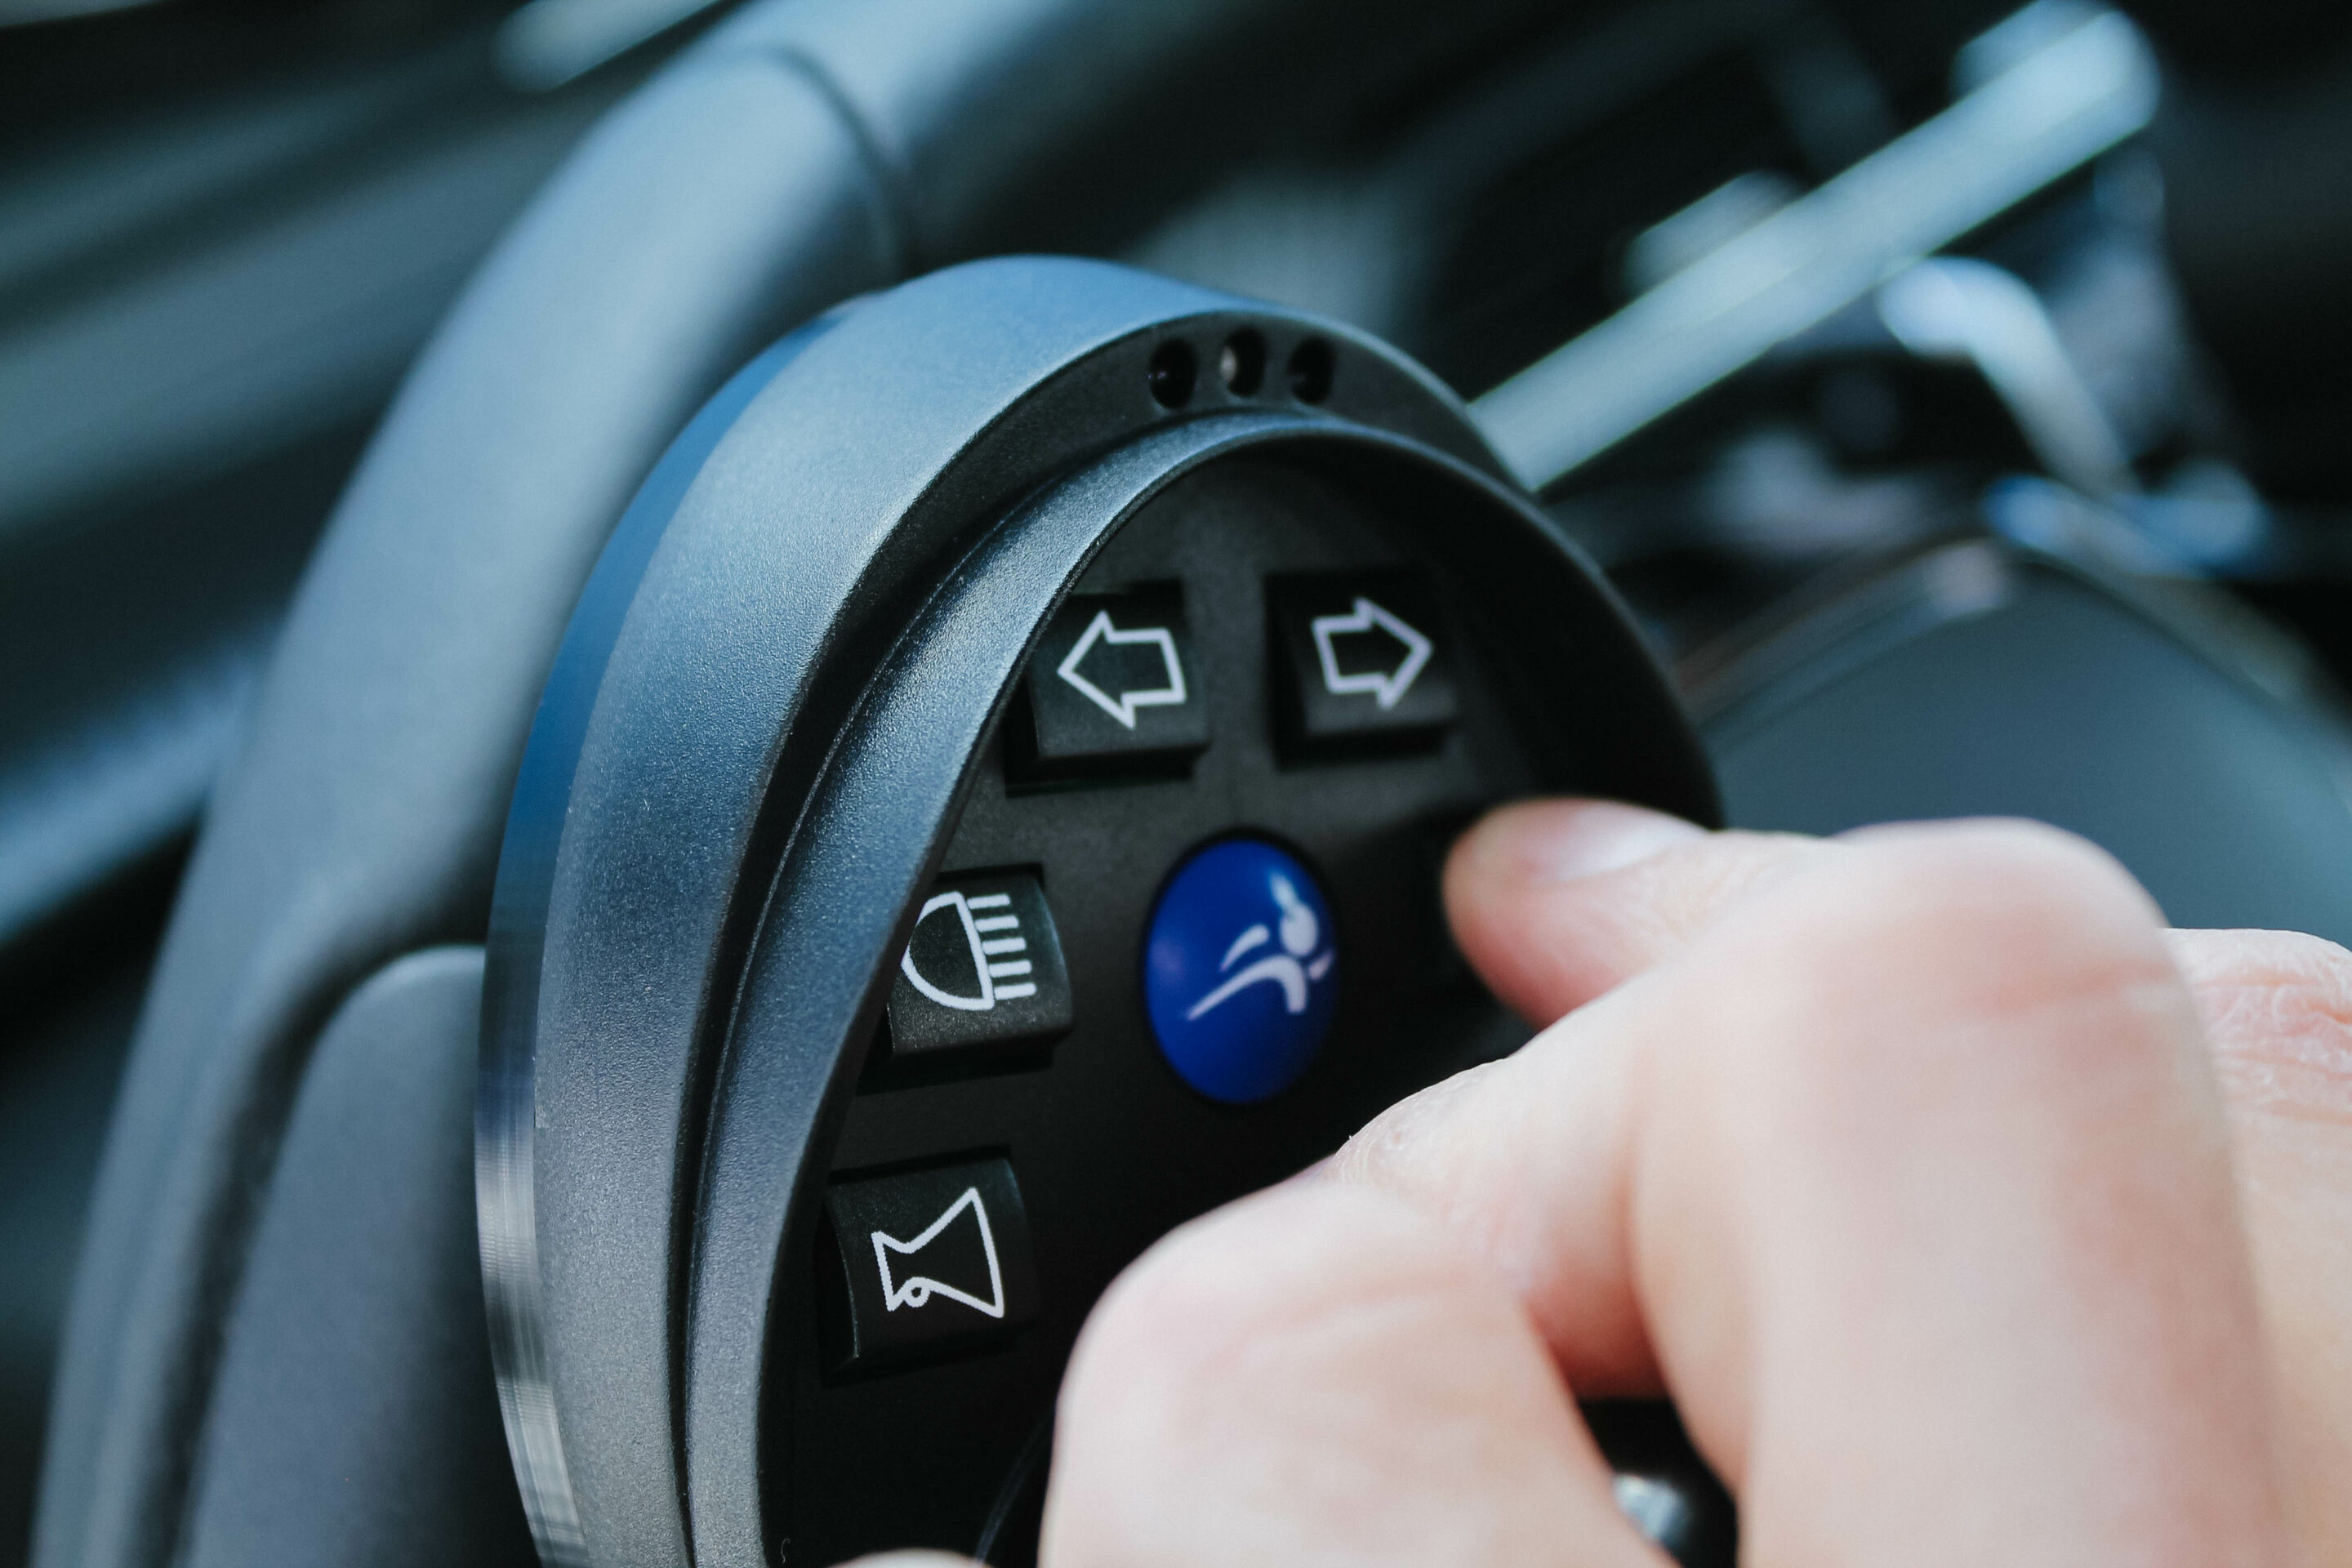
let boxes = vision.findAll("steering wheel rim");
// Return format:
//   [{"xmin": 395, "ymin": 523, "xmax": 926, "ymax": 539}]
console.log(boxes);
[{"xmin": 33, "ymin": 3, "xmax": 1571, "ymax": 1565}]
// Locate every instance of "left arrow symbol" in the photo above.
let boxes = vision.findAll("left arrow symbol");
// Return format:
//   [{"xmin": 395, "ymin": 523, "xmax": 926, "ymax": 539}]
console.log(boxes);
[{"xmin": 1056, "ymin": 609, "xmax": 1188, "ymax": 728}]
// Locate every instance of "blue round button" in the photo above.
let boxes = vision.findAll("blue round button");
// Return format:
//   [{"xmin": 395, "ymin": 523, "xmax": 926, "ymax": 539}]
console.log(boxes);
[{"xmin": 1144, "ymin": 837, "xmax": 1339, "ymax": 1104}]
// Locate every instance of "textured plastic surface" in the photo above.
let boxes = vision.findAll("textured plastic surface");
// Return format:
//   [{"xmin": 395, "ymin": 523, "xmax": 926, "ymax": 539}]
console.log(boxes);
[
  {"xmin": 488, "ymin": 255, "xmax": 1713, "ymax": 1565},
  {"xmin": 483, "ymin": 256, "xmax": 1544, "ymax": 1566}
]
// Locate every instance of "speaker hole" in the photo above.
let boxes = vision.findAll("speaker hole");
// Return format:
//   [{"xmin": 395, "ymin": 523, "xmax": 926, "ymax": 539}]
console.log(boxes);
[
  {"xmin": 1219, "ymin": 329, "xmax": 1266, "ymax": 394},
  {"xmin": 1147, "ymin": 341, "xmax": 1196, "ymax": 408},
  {"xmin": 1287, "ymin": 338, "xmax": 1334, "ymax": 403}
]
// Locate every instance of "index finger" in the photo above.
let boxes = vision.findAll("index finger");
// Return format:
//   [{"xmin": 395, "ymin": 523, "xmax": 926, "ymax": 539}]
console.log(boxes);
[
  {"xmin": 1360, "ymin": 819, "xmax": 2290, "ymax": 1565},
  {"xmin": 1443, "ymin": 800, "xmax": 1812, "ymax": 1023}
]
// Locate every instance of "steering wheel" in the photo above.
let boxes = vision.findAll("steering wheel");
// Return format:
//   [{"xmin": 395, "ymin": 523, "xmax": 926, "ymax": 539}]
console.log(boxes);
[{"xmin": 37, "ymin": 4, "xmax": 1720, "ymax": 1567}]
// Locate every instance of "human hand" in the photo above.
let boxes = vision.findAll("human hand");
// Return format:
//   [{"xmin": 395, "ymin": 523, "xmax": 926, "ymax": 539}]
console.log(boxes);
[{"xmin": 1023, "ymin": 803, "xmax": 2351, "ymax": 1566}]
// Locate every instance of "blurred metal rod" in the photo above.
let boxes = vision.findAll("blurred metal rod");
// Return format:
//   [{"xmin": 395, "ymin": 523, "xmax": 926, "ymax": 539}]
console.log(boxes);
[
  {"xmin": 1470, "ymin": 7, "xmax": 2159, "ymax": 492},
  {"xmin": 1878, "ymin": 256, "xmax": 2137, "ymax": 497}
]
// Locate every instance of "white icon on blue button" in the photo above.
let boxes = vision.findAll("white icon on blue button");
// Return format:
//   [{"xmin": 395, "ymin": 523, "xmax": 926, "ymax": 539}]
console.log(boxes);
[{"xmin": 1144, "ymin": 838, "xmax": 1338, "ymax": 1103}]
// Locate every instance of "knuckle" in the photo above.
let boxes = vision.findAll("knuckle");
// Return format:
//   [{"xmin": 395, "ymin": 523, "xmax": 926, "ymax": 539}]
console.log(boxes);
[
  {"xmin": 1696, "ymin": 820, "xmax": 2188, "ymax": 1107},
  {"xmin": 1802, "ymin": 818, "xmax": 2164, "ymax": 979},
  {"xmin": 1067, "ymin": 1187, "xmax": 1440, "ymax": 1396},
  {"xmin": 1068, "ymin": 1212, "xmax": 1250, "ymax": 1383},
  {"xmin": 2268, "ymin": 929, "xmax": 2352, "ymax": 1014},
  {"xmin": 2183, "ymin": 929, "xmax": 2352, "ymax": 1127}
]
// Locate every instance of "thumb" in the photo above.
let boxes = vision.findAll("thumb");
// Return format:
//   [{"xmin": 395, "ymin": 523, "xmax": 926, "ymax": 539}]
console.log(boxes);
[{"xmin": 1444, "ymin": 798, "xmax": 1814, "ymax": 1024}]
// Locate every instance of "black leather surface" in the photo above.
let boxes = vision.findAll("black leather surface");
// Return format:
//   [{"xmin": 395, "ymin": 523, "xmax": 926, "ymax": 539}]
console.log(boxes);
[{"xmin": 179, "ymin": 947, "xmax": 530, "ymax": 1568}]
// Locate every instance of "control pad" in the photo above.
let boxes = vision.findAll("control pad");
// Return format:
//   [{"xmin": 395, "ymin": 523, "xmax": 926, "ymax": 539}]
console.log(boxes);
[
  {"xmin": 789, "ymin": 444, "xmax": 1700, "ymax": 1564},
  {"xmin": 491, "ymin": 262, "xmax": 1719, "ymax": 1568}
]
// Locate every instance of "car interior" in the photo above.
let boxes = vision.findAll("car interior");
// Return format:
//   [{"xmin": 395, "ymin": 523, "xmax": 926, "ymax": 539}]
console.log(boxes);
[{"xmin": 7, "ymin": 0, "xmax": 2352, "ymax": 1565}]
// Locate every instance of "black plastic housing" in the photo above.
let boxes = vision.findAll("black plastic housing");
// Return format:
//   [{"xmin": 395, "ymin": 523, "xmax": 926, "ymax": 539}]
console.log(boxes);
[{"xmin": 479, "ymin": 256, "xmax": 1717, "ymax": 1568}]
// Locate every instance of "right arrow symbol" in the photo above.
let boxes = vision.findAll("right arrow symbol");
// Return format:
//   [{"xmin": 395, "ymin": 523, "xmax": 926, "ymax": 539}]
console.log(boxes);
[{"xmin": 1310, "ymin": 597, "xmax": 1432, "ymax": 710}]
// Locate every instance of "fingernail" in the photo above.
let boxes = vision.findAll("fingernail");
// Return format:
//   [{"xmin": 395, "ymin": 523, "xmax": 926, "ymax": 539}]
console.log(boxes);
[{"xmin": 1468, "ymin": 800, "xmax": 1705, "ymax": 883}]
